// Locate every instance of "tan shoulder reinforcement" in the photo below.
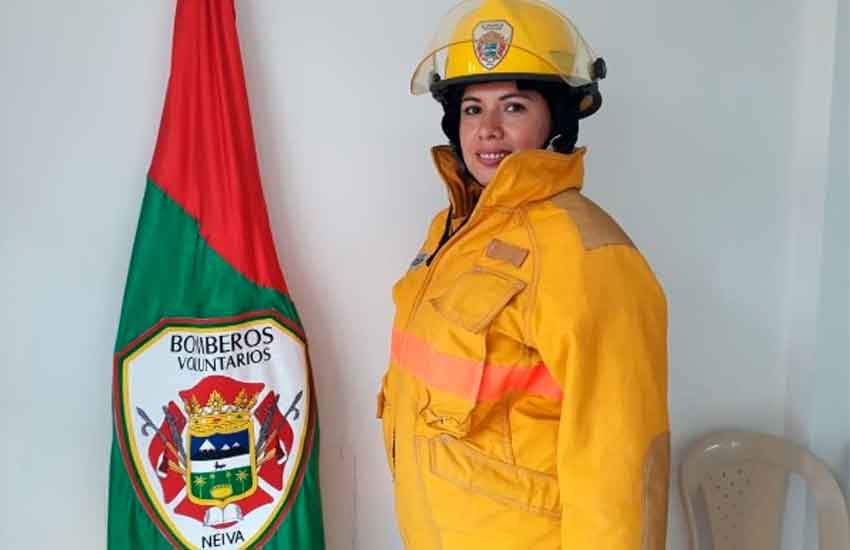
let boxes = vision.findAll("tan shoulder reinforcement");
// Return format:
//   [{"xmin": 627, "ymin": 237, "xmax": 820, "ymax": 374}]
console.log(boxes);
[
  {"xmin": 641, "ymin": 432, "xmax": 670, "ymax": 550},
  {"xmin": 549, "ymin": 189, "xmax": 634, "ymax": 250}
]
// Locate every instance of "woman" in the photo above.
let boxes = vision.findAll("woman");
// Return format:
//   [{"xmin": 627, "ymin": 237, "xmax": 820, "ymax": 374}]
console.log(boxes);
[{"xmin": 377, "ymin": 2, "xmax": 669, "ymax": 549}]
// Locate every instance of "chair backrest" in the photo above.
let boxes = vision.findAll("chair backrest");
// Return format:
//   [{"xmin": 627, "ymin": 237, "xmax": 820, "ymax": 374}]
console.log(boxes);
[{"xmin": 680, "ymin": 430, "xmax": 849, "ymax": 550}]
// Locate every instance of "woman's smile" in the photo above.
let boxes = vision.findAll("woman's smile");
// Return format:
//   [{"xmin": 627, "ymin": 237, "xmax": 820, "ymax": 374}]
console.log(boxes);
[{"xmin": 475, "ymin": 150, "xmax": 511, "ymax": 167}]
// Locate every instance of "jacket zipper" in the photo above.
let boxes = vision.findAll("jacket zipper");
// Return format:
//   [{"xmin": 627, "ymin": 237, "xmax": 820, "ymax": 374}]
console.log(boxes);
[
  {"xmin": 425, "ymin": 205, "xmax": 454, "ymax": 268},
  {"xmin": 406, "ymin": 208, "xmax": 480, "ymax": 325},
  {"xmin": 426, "ymin": 205, "xmax": 475, "ymax": 267}
]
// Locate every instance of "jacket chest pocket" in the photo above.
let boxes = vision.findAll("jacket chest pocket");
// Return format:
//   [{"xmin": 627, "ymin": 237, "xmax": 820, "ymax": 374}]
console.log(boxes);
[{"xmin": 419, "ymin": 267, "xmax": 526, "ymax": 437}]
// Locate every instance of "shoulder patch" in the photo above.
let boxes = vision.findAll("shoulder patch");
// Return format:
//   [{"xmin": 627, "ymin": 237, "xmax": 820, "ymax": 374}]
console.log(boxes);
[
  {"xmin": 485, "ymin": 239, "xmax": 528, "ymax": 268},
  {"xmin": 549, "ymin": 189, "xmax": 634, "ymax": 250}
]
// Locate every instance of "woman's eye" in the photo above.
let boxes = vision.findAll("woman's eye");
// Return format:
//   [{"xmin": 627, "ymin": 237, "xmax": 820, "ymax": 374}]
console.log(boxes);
[
  {"xmin": 505, "ymin": 102, "xmax": 526, "ymax": 113},
  {"xmin": 462, "ymin": 105, "xmax": 482, "ymax": 116}
]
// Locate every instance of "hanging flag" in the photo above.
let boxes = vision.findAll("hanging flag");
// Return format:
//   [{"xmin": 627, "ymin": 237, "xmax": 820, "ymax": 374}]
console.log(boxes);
[{"xmin": 108, "ymin": 1, "xmax": 325, "ymax": 549}]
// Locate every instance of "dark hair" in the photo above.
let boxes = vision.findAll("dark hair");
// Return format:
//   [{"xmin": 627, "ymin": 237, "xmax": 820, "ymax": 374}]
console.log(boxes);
[{"xmin": 436, "ymin": 79, "xmax": 582, "ymax": 160}]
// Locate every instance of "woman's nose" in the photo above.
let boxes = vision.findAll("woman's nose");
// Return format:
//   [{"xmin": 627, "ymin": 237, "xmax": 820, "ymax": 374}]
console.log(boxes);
[{"xmin": 477, "ymin": 111, "xmax": 503, "ymax": 140}]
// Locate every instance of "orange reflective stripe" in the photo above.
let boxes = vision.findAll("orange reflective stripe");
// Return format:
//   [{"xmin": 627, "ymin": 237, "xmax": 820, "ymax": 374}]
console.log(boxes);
[
  {"xmin": 391, "ymin": 328, "xmax": 563, "ymax": 402},
  {"xmin": 391, "ymin": 327, "xmax": 482, "ymax": 401},
  {"xmin": 477, "ymin": 362, "xmax": 564, "ymax": 401}
]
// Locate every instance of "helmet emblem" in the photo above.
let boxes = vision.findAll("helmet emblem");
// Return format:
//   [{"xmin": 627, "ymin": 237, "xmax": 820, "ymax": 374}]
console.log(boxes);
[{"xmin": 473, "ymin": 21, "xmax": 513, "ymax": 70}]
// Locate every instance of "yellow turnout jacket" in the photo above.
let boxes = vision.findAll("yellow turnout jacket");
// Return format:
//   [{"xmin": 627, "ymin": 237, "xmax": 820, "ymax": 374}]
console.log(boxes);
[{"xmin": 378, "ymin": 146, "xmax": 669, "ymax": 550}]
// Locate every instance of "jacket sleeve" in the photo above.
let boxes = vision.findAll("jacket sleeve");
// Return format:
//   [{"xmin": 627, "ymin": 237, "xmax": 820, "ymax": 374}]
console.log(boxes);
[{"xmin": 530, "ymin": 239, "xmax": 669, "ymax": 550}]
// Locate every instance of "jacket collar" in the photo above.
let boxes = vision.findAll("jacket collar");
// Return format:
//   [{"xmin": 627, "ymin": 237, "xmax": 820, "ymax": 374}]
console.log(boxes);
[{"xmin": 431, "ymin": 145, "xmax": 586, "ymax": 217}]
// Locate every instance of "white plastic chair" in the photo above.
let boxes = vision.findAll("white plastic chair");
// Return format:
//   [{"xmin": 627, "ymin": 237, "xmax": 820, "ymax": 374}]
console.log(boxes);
[{"xmin": 680, "ymin": 430, "xmax": 849, "ymax": 550}]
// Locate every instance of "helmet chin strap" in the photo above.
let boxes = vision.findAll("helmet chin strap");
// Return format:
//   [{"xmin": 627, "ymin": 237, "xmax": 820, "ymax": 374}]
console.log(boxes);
[{"xmin": 545, "ymin": 133, "xmax": 564, "ymax": 152}]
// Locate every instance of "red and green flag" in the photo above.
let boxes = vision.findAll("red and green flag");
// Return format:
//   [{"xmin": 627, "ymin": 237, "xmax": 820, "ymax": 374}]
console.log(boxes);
[{"xmin": 108, "ymin": 1, "xmax": 325, "ymax": 549}]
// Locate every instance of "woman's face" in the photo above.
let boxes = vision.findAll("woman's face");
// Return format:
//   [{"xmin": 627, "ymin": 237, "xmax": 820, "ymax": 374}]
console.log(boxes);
[{"xmin": 459, "ymin": 80, "xmax": 552, "ymax": 185}]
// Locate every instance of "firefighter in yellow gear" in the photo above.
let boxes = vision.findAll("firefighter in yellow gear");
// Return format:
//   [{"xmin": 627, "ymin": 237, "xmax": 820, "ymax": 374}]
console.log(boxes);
[{"xmin": 378, "ymin": 1, "xmax": 669, "ymax": 549}]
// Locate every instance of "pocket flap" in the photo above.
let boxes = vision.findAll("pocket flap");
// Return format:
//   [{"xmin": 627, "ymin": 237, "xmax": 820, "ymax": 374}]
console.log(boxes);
[
  {"xmin": 430, "ymin": 268, "xmax": 526, "ymax": 333},
  {"xmin": 428, "ymin": 434, "xmax": 560, "ymax": 517}
]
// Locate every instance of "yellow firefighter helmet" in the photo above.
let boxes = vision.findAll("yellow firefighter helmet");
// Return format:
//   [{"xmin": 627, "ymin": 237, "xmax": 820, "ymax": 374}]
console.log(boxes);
[{"xmin": 411, "ymin": 0, "xmax": 606, "ymax": 118}]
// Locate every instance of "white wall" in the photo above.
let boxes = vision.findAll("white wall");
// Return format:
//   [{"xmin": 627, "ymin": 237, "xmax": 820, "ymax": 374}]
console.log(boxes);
[
  {"xmin": 777, "ymin": 1, "xmax": 848, "ymax": 548},
  {"xmin": 812, "ymin": 0, "xmax": 849, "ymax": 498},
  {"xmin": 797, "ymin": 1, "xmax": 849, "ymax": 548},
  {"xmin": 0, "ymin": 1, "xmax": 845, "ymax": 549},
  {"xmin": 1, "ymin": 2, "xmax": 173, "ymax": 548}
]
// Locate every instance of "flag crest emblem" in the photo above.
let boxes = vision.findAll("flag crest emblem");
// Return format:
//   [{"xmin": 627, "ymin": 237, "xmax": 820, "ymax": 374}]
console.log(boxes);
[{"xmin": 115, "ymin": 314, "xmax": 313, "ymax": 548}]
